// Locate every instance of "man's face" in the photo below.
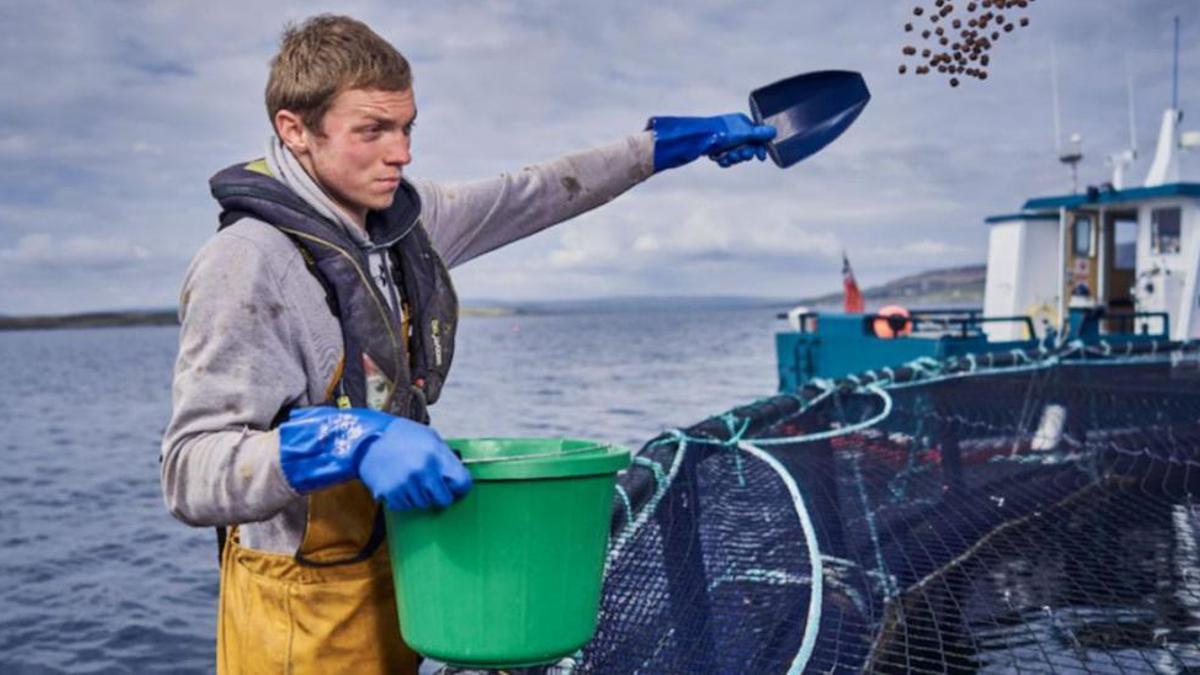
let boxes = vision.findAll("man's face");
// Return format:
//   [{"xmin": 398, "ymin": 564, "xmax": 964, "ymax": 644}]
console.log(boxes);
[{"xmin": 286, "ymin": 87, "xmax": 416, "ymax": 224}]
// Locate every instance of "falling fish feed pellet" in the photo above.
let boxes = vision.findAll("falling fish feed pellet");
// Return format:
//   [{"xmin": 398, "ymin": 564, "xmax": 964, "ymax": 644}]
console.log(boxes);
[{"xmin": 899, "ymin": 0, "xmax": 1036, "ymax": 86}]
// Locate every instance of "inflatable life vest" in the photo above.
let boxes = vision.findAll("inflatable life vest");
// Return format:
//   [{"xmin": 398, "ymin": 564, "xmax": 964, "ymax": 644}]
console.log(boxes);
[
  {"xmin": 209, "ymin": 161, "xmax": 459, "ymax": 423},
  {"xmin": 208, "ymin": 162, "xmax": 450, "ymax": 674}
]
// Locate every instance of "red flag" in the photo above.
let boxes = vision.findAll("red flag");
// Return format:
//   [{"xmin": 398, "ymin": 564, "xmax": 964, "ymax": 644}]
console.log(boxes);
[{"xmin": 842, "ymin": 252, "xmax": 864, "ymax": 313}]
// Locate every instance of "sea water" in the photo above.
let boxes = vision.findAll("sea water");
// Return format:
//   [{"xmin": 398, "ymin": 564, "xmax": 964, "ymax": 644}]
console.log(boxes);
[{"xmin": 0, "ymin": 306, "xmax": 779, "ymax": 673}]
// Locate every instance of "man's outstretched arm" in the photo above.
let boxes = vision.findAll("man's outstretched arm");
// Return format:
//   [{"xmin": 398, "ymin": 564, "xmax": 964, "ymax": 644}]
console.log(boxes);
[
  {"xmin": 416, "ymin": 115, "xmax": 774, "ymax": 269},
  {"xmin": 414, "ymin": 133, "xmax": 654, "ymax": 269}
]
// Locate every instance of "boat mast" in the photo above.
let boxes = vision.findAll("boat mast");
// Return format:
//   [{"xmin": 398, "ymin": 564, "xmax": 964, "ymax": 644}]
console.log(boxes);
[{"xmin": 1145, "ymin": 16, "xmax": 1183, "ymax": 187}]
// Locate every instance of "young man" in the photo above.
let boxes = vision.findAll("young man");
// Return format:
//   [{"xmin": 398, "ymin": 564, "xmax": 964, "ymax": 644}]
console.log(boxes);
[{"xmin": 161, "ymin": 14, "xmax": 773, "ymax": 675}]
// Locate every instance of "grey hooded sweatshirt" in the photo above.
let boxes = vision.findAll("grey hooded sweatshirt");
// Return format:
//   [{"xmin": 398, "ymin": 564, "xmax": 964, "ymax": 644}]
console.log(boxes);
[{"xmin": 162, "ymin": 132, "xmax": 654, "ymax": 554}]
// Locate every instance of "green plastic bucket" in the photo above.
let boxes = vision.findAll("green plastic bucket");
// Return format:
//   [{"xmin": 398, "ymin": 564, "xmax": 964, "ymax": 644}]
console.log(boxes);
[{"xmin": 384, "ymin": 438, "xmax": 630, "ymax": 669}]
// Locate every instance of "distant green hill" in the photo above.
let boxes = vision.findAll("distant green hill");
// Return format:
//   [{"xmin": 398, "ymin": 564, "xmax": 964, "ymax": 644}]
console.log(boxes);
[
  {"xmin": 795, "ymin": 264, "xmax": 986, "ymax": 308},
  {"xmin": 0, "ymin": 310, "xmax": 179, "ymax": 331}
]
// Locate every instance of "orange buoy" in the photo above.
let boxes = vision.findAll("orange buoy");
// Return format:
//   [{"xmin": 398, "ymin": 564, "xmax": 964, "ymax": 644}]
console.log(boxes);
[{"xmin": 873, "ymin": 305, "xmax": 913, "ymax": 338}]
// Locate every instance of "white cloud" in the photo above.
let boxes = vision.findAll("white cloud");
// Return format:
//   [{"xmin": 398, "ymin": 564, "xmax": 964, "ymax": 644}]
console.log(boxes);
[
  {"xmin": 860, "ymin": 239, "xmax": 971, "ymax": 263},
  {"xmin": 633, "ymin": 235, "xmax": 659, "ymax": 253},
  {"xmin": 0, "ymin": 233, "xmax": 152, "ymax": 267}
]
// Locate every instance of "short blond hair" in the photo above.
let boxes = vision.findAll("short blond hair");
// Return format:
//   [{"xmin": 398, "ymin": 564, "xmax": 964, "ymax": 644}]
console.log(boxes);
[{"xmin": 266, "ymin": 15, "xmax": 412, "ymax": 134}]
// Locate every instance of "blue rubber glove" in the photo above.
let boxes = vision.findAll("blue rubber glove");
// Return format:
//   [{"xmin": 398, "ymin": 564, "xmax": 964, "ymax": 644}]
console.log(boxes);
[
  {"xmin": 645, "ymin": 114, "xmax": 777, "ymax": 172},
  {"xmin": 278, "ymin": 407, "xmax": 473, "ymax": 511}
]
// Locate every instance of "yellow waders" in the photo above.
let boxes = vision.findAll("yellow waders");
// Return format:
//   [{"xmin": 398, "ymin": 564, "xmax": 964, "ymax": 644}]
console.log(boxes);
[{"xmin": 216, "ymin": 480, "xmax": 418, "ymax": 674}]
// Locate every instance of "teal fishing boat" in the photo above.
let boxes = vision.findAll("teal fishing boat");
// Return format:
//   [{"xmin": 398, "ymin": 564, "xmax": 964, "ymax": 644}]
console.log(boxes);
[{"xmin": 778, "ymin": 20, "xmax": 1200, "ymax": 387}]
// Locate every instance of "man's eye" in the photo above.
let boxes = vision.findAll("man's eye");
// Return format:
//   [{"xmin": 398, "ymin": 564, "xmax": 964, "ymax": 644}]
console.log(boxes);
[{"xmin": 403, "ymin": 121, "xmax": 416, "ymax": 135}]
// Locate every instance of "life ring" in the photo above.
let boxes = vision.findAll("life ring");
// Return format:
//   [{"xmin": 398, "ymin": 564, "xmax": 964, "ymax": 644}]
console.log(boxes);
[
  {"xmin": 873, "ymin": 305, "xmax": 912, "ymax": 339},
  {"xmin": 1023, "ymin": 301, "xmax": 1058, "ymax": 339}
]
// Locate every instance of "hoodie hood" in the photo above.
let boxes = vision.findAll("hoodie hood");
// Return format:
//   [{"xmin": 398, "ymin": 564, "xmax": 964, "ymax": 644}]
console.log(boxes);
[{"xmin": 264, "ymin": 136, "xmax": 421, "ymax": 251}]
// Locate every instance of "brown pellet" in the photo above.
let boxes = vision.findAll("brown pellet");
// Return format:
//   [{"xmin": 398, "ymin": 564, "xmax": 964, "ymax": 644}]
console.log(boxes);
[
  {"xmin": 923, "ymin": 29, "xmax": 932, "ymax": 38},
  {"xmin": 940, "ymin": 36, "xmax": 950, "ymax": 45},
  {"xmin": 992, "ymin": 31, "xmax": 1000, "ymax": 39},
  {"xmin": 979, "ymin": 71, "xmax": 988, "ymax": 80},
  {"xmin": 917, "ymin": 65, "xmax": 930, "ymax": 74},
  {"xmin": 952, "ymin": 18, "xmax": 962, "ymax": 28},
  {"xmin": 1020, "ymin": 17, "xmax": 1029, "ymax": 26},
  {"xmin": 968, "ymin": 1, "xmax": 977, "ymax": 9},
  {"xmin": 899, "ymin": 64, "xmax": 907, "ymax": 74},
  {"xmin": 950, "ymin": 77, "xmax": 960, "ymax": 87},
  {"xmin": 903, "ymin": 45, "xmax": 917, "ymax": 55},
  {"xmin": 936, "ymin": 26, "xmax": 945, "ymax": 35},
  {"xmin": 914, "ymin": 6, "xmax": 924, "ymax": 15},
  {"xmin": 931, "ymin": 14, "xmax": 939, "ymax": 22},
  {"xmin": 1004, "ymin": 22, "xmax": 1014, "ymax": 32},
  {"xmin": 922, "ymin": 48, "xmax": 932, "ymax": 57},
  {"xmin": 981, "ymin": 54, "xmax": 990, "ymax": 65},
  {"xmin": 905, "ymin": 22, "xmax": 914, "ymax": 31}
]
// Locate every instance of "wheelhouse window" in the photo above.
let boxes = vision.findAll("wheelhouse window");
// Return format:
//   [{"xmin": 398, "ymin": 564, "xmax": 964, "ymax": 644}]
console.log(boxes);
[
  {"xmin": 1151, "ymin": 207, "xmax": 1181, "ymax": 255},
  {"xmin": 1113, "ymin": 217, "xmax": 1137, "ymax": 270},
  {"xmin": 1072, "ymin": 215, "xmax": 1093, "ymax": 256}
]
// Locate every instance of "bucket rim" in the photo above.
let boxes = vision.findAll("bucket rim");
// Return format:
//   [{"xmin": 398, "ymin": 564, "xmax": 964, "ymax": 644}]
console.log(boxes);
[{"xmin": 446, "ymin": 437, "xmax": 631, "ymax": 480}]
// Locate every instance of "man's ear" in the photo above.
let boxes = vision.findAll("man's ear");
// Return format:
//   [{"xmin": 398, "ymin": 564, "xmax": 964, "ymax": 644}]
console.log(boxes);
[{"xmin": 274, "ymin": 109, "xmax": 311, "ymax": 156}]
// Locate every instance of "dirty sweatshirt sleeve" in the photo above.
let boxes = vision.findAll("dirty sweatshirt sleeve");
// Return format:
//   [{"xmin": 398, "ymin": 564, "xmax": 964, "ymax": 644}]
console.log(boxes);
[
  {"xmin": 413, "ymin": 132, "xmax": 655, "ymax": 268},
  {"xmin": 160, "ymin": 227, "xmax": 305, "ymax": 527}
]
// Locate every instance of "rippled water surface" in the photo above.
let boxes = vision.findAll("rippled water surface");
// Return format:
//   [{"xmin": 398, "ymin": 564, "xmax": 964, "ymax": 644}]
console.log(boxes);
[{"xmin": 0, "ymin": 307, "xmax": 781, "ymax": 674}]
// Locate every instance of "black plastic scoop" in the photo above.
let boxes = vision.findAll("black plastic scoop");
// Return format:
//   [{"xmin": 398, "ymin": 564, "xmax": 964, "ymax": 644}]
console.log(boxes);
[{"xmin": 749, "ymin": 70, "xmax": 870, "ymax": 168}]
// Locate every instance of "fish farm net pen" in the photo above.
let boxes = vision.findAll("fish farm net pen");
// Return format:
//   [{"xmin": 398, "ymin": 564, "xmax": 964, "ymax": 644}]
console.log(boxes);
[{"xmin": 440, "ymin": 339, "xmax": 1200, "ymax": 674}]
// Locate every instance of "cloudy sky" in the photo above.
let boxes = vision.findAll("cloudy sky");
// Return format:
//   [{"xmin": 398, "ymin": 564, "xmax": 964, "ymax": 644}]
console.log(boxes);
[{"xmin": 1, "ymin": 0, "xmax": 1198, "ymax": 314}]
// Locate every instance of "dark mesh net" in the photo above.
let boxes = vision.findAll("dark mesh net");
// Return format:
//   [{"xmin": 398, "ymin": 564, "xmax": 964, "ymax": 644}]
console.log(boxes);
[{"xmin": 573, "ymin": 343, "xmax": 1200, "ymax": 674}]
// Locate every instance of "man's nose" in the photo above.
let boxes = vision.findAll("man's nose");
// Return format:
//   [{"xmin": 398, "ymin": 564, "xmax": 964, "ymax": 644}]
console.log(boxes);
[{"xmin": 386, "ymin": 132, "xmax": 412, "ymax": 166}]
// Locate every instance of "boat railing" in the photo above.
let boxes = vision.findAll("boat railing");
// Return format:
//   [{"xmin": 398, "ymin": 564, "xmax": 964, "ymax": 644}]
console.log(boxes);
[
  {"xmin": 861, "ymin": 311, "xmax": 1035, "ymax": 340},
  {"xmin": 776, "ymin": 308, "xmax": 1035, "ymax": 340},
  {"xmin": 1075, "ymin": 309, "xmax": 1170, "ymax": 338}
]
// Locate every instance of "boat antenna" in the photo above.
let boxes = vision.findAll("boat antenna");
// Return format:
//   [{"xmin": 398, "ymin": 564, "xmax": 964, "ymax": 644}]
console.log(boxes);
[
  {"xmin": 1052, "ymin": 44, "xmax": 1084, "ymax": 193},
  {"xmin": 1051, "ymin": 44, "xmax": 1062, "ymax": 154},
  {"xmin": 1146, "ymin": 16, "xmax": 1191, "ymax": 185},
  {"xmin": 1128, "ymin": 53, "xmax": 1138, "ymax": 155},
  {"xmin": 1173, "ymin": 15, "xmax": 1180, "ymax": 110},
  {"xmin": 1176, "ymin": 17, "xmax": 1200, "ymax": 155}
]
